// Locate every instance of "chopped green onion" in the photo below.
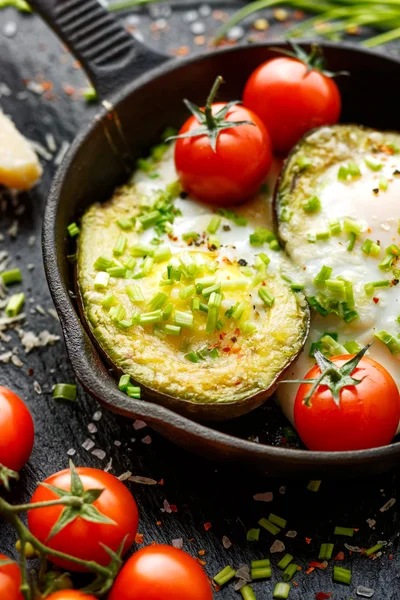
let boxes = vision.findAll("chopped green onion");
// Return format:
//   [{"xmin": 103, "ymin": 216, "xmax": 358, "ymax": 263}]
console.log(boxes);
[
  {"xmin": 258, "ymin": 252, "xmax": 270, "ymax": 266},
  {"xmin": 296, "ymin": 155, "xmax": 312, "ymax": 170},
  {"xmin": 319, "ymin": 543, "xmax": 334, "ymax": 560},
  {"xmin": 139, "ymin": 310, "xmax": 163, "ymax": 325},
  {"xmin": 129, "ymin": 244, "xmax": 154, "ymax": 257},
  {"xmin": 282, "ymin": 564, "xmax": 299, "ymax": 582},
  {"xmin": 314, "ymin": 265, "xmax": 332, "ymax": 286},
  {"xmin": 118, "ymin": 374, "xmax": 130, "ymax": 391},
  {"xmin": 240, "ymin": 585, "xmax": 256, "ymax": 600},
  {"xmin": 329, "ymin": 219, "xmax": 342, "ymax": 235},
  {"xmin": 1, "ymin": 268, "xmax": 22, "ymax": 285},
  {"xmin": 269, "ymin": 513, "xmax": 287, "ymax": 529},
  {"xmin": 107, "ymin": 266, "xmax": 126, "ymax": 278},
  {"xmin": 344, "ymin": 340, "xmax": 361, "ymax": 354},
  {"xmin": 207, "ymin": 215, "xmax": 221, "ymax": 234},
  {"xmin": 94, "ymin": 272, "xmax": 110, "ymax": 290},
  {"xmin": 213, "ymin": 565, "xmax": 236, "ymax": 587},
  {"xmin": 101, "ymin": 294, "xmax": 118, "ymax": 308},
  {"xmin": 5, "ymin": 293, "xmax": 25, "ymax": 317},
  {"xmin": 162, "ymin": 303, "xmax": 173, "ymax": 321},
  {"xmin": 258, "ymin": 517, "xmax": 280, "ymax": 536},
  {"xmin": 347, "ymin": 232, "xmax": 357, "ymax": 251},
  {"xmin": 117, "ymin": 217, "xmax": 134, "ymax": 230},
  {"xmin": 113, "ymin": 235, "xmax": 127, "ymax": 257},
  {"xmin": 348, "ymin": 162, "xmax": 361, "ymax": 176},
  {"xmin": 142, "ymin": 256, "xmax": 154, "ymax": 275},
  {"xmin": 202, "ymin": 283, "xmax": 221, "ymax": 297},
  {"xmin": 364, "ymin": 543, "xmax": 384, "ymax": 557},
  {"xmin": 137, "ymin": 158, "xmax": 153, "ymax": 172},
  {"xmin": 199, "ymin": 302, "xmax": 209, "ymax": 313},
  {"xmin": 209, "ymin": 348, "xmax": 219, "ymax": 359},
  {"xmin": 269, "ymin": 239, "xmax": 281, "ymax": 251},
  {"xmin": 164, "ymin": 324, "xmax": 181, "ymax": 336},
  {"xmin": 364, "ymin": 280, "xmax": 390, "ymax": 295},
  {"xmin": 258, "ymin": 288, "xmax": 275, "ymax": 307},
  {"xmin": 252, "ymin": 559, "xmax": 271, "ymax": 569},
  {"xmin": 208, "ymin": 234, "xmax": 220, "ymax": 249},
  {"xmin": 251, "ymin": 566, "xmax": 272, "ymax": 579},
  {"xmin": 325, "ymin": 279, "xmax": 345, "ymax": 297},
  {"xmin": 273, "ymin": 582, "xmax": 291, "ymax": 599},
  {"xmin": 364, "ymin": 156, "xmax": 382, "ymax": 171},
  {"xmin": 126, "ymin": 284, "xmax": 145, "ymax": 303},
  {"xmin": 290, "ymin": 283, "xmax": 304, "ymax": 292},
  {"xmin": 217, "ymin": 208, "xmax": 247, "ymax": 226},
  {"xmin": 344, "ymin": 218, "xmax": 363, "ymax": 235},
  {"xmin": 206, "ymin": 306, "xmax": 218, "ymax": 333},
  {"xmin": 333, "ymin": 566, "xmax": 351, "ymax": 585},
  {"xmin": 319, "ymin": 335, "xmax": 347, "ymax": 357},
  {"xmin": 174, "ymin": 310, "xmax": 194, "ymax": 329},
  {"xmin": 316, "ymin": 230, "xmax": 330, "ymax": 241},
  {"xmin": 307, "ymin": 480, "xmax": 322, "ymax": 492},
  {"xmin": 67, "ymin": 222, "xmax": 80, "ymax": 237},
  {"xmin": 340, "ymin": 302, "xmax": 359, "ymax": 323},
  {"xmin": 250, "ymin": 227, "xmax": 276, "ymax": 246},
  {"xmin": 246, "ymin": 528, "xmax": 260, "ymax": 542},
  {"xmin": 182, "ymin": 231, "xmax": 199, "ymax": 243},
  {"xmin": 338, "ymin": 165, "xmax": 349, "ymax": 181},
  {"xmin": 242, "ymin": 321, "xmax": 257, "ymax": 335},
  {"xmin": 185, "ymin": 351, "xmax": 201, "ymax": 363},
  {"xmin": 179, "ymin": 285, "xmax": 196, "ymax": 300},
  {"xmin": 53, "ymin": 383, "xmax": 77, "ymax": 402},
  {"xmin": 191, "ymin": 297, "xmax": 200, "ymax": 311},
  {"xmin": 374, "ymin": 330, "xmax": 400, "ymax": 354},
  {"xmin": 220, "ymin": 279, "xmax": 248, "ymax": 291},
  {"xmin": 147, "ymin": 292, "xmax": 168, "ymax": 312},
  {"xmin": 334, "ymin": 526, "xmax": 354, "ymax": 537},
  {"xmin": 209, "ymin": 292, "xmax": 222, "ymax": 308},
  {"xmin": 302, "ymin": 195, "xmax": 321, "ymax": 213},
  {"xmin": 277, "ymin": 554, "xmax": 293, "ymax": 570},
  {"xmin": 117, "ymin": 318, "xmax": 134, "ymax": 329},
  {"xmin": 109, "ymin": 304, "xmax": 126, "ymax": 322},
  {"xmin": 83, "ymin": 87, "xmax": 97, "ymax": 103},
  {"xmin": 94, "ymin": 256, "xmax": 114, "ymax": 271},
  {"xmin": 126, "ymin": 385, "xmax": 141, "ymax": 399},
  {"xmin": 123, "ymin": 257, "xmax": 137, "ymax": 270},
  {"xmin": 231, "ymin": 301, "xmax": 247, "ymax": 320},
  {"xmin": 153, "ymin": 246, "xmax": 172, "ymax": 263},
  {"xmin": 379, "ymin": 176, "xmax": 388, "ymax": 191}
]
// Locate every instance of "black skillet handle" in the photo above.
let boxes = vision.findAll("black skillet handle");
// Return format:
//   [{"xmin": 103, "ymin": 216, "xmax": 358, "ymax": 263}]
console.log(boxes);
[{"xmin": 27, "ymin": 0, "xmax": 169, "ymax": 99}]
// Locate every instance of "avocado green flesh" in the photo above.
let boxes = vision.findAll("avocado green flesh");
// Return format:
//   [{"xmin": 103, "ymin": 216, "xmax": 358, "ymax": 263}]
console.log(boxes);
[{"xmin": 77, "ymin": 149, "xmax": 309, "ymax": 413}]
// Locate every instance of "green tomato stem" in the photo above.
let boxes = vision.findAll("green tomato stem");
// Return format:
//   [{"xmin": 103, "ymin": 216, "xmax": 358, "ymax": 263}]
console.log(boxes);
[
  {"xmin": 11, "ymin": 497, "xmax": 83, "ymax": 513},
  {"xmin": 204, "ymin": 76, "xmax": 223, "ymax": 129}
]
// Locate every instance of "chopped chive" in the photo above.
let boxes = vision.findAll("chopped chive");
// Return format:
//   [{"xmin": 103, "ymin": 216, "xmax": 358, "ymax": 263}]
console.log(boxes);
[
  {"xmin": 333, "ymin": 566, "xmax": 351, "ymax": 585},
  {"xmin": 258, "ymin": 517, "xmax": 281, "ymax": 536},
  {"xmin": 195, "ymin": 276, "xmax": 216, "ymax": 289},
  {"xmin": 185, "ymin": 351, "xmax": 201, "ymax": 363},
  {"xmin": 139, "ymin": 310, "xmax": 163, "ymax": 325},
  {"xmin": 123, "ymin": 257, "xmax": 137, "ymax": 270},
  {"xmin": 159, "ymin": 279, "xmax": 174, "ymax": 287},
  {"xmin": 107, "ymin": 266, "xmax": 126, "ymax": 278},
  {"xmin": 348, "ymin": 162, "xmax": 361, "ymax": 176},
  {"xmin": 179, "ymin": 252, "xmax": 197, "ymax": 276},
  {"xmin": 379, "ymin": 176, "xmax": 388, "ymax": 191},
  {"xmin": 153, "ymin": 246, "xmax": 172, "ymax": 263},
  {"xmin": 138, "ymin": 210, "xmax": 161, "ymax": 230},
  {"xmin": 147, "ymin": 292, "xmax": 168, "ymax": 312},
  {"xmin": 307, "ymin": 480, "xmax": 322, "ymax": 492},
  {"xmin": 277, "ymin": 554, "xmax": 293, "ymax": 570},
  {"xmin": 242, "ymin": 321, "xmax": 257, "ymax": 335},
  {"xmin": 316, "ymin": 230, "xmax": 330, "ymax": 241},
  {"xmin": 182, "ymin": 231, "xmax": 199, "ymax": 242},
  {"xmin": 168, "ymin": 265, "xmax": 182, "ymax": 282},
  {"xmin": 94, "ymin": 272, "xmax": 110, "ymax": 290},
  {"xmin": 344, "ymin": 340, "xmax": 361, "ymax": 354},
  {"xmin": 206, "ymin": 306, "xmax": 218, "ymax": 333},
  {"xmin": 282, "ymin": 563, "xmax": 299, "ymax": 582},
  {"xmin": 258, "ymin": 288, "xmax": 275, "ymax": 307},
  {"xmin": 319, "ymin": 335, "xmax": 347, "ymax": 357},
  {"xmin": 374, "ymin": 330, "xmax": 400, "ymax": 354},
  {"xmin": 202, "ymin": 283, "xmax": 221, "ymax": 297},
  {"xmin": 314, "ymin": 265, "xmax": 332, "ymax": 286},
  {"xmin": 208, "ymin": 234, "xmax": 220, "ymax": 249},
  {"xmin": 364, "ymin": 156, "xmax": 382, "ymax": 171},
  {"xmin": 137, "ymin": 158, "xmax": 153, "ymax": 172},
  {"xmin": 209, "ymin": 292, "xmax": 222, "ymax": 308},
  {"xmin": 269, "ymin": 513, "xmax": 287, "ymax": 529},
  {"xmin": 338, "ymin": 165, "xmax": 349, "ymax": 181},
  {"xmin": 340, "ymin": 302, "xmax": 359, "ymax": 323},
  {"xmin": 252, "ymin": 559, "xmax": 270, "ymax": 569},
  {"xmin": 101, "ymin": 294, "xmax": 118, "ymax": 308},
  {"xmin": 1, "ymin": 268, "xmax": 23, "ymax": 286},
  {"xmin": 83, "ymin": 87, "xmax": 97, "ymax": 102},
  {"xmin": 364, "ymin": 543, "xmax": 384, "ymax": 557},
  {"xmin": 179, "ymin": 285, "xmax": 196, "ymax": 300},
  {"xmin": 364, "ymin": 280, "xmax": 390, "ymax": 295},
  {"xmin": 246, "ymin": 528, "xmax": 260, "ymax": 542},
  {"xmin": 109, "ymin": 304, "xmax": 126, "ymax": 322},
  {"xmin": 118, "ymin": 374, "xmax": 130, "ymax": 391},
  {"xmin": 220, "ymin": 279, "xmax": 248, "ymax": 291},
  {"xmin": 273, "ymin": 582, "xmax": 291, "ymax": 599},
  {"xmin": 251, "ymin": 566, "xmax": 272, "ymax": 579},
  {"xmin": 217, "ymin": 208, "xmax": 248, "ymax": 226},
  {"xmin": 164, "ymin": 324, "xmax": 181, "ymax": 336},
  {"xmin": 207, "ymin": 215, "xmax": 221, "ymax": 234},
  {"xmin": 325, "ymin": 279, "xmax": 345, "ymax": 297},
  {"xmin": 67, "ymin": 222, "xmax": 80, "ymax": 237},
  {"xmin": 296, "ymin": 155, "xmax": 312, "ymax": 170},
  {"xmin": 117, "ymin": 318, "xmax": 133, "ymax": 329},
  {"xmin": 334, "ymin": 526, "xmax": 354, "ymax": 537},
  {"xmin": 302, "ymin": 195, "xmax": 321, "ymax": 213},
  {"xmin": 53, "ymin": 383, "xmax": 77, "ymax": 402},
  {"xmin": 192, "ymin": 297, "xmax": 200, "ymax": 311},
  {"xmin": 347, "ymin": 232, "xmax": 357, "ymax": 251},
  {"xmin": 199, "ymin": 302, "xmax": 209, "ymax": 313},
  {"xmin": 258, "ymin": 252, "xmax": 270, "ymax": 266},
  {"xmin": 269, "ymin": 239, "xmax": 281, "ymax": 251},
  {"xmin": 209, "ymin": 348, "xmax": 219, "ymax": 359},
  {"xmin": 290, "ymin": 283, "xmax": 304, "ymax": 291},
  {"xmin": 329, "ymin": 219, "xmax": 342, "ymax": 235},
  {"xmin": 142, "ymin": 256, "xmax": 154, "ymax": 275},
  {"xmin": 94, "ymin": 256, "xmax": 114, "ymax": 271},
  {"xmin": 126, "ymin": 284, "xmax": 145, "ymax": 303},
  {"xmin": 117, "ymin": 217, "xmax": 134, "ymax": 230},
  {"xmin": 232, "ymin": 301, "xmax": 247, "ymax": 320},
  {"xmin": 174, "ymin": 310, "xmax": 194, "ymax": 329},
  {"xmin": 129, "ymin": 244, "xmax": 154, "ymax": 257},
  {"xmin": 344, "ymin": 218, "xmax": 363, "ymax": 235},
  {"xmin": 319, "ymin": 543, "xmax": 334, "ymax": 560},
  {"xmin": 240, "ymin": 585, "xmax": 256, "ymax": 600},
  {"xmin": 126, "ymin": 385, "xmax": 141, "ymax": 399},
  {"xmin": 5, "ymin": 293, "xmax": 25, "ymax": 317},
  {"xmin": 213, "ymin": 565, "xmax": 236, "ymax": 587},
  {"xmin": 250, "ymin": 227, "xmax": 276, "ymax": 246},
  {"xmin": 113, "ymin": 235, "xmax": 127, "ymax": 257}
]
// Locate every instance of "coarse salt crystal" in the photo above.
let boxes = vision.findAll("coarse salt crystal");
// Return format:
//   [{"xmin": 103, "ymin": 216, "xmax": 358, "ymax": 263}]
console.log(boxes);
[
  {"xmin": 279, "ymin": 486, "xmax": 286, "ymax": 494},
  {"xmin": 67, "ymin": 448, "xmax": 76, "ymax": 457},
  {"xmin": 141, "ymin": 435, "xmax": 152, "ymax": 445},
  {"xmin": 380, "ymin": 498, "xmax": 396, "ymax": 512},
  {"xmin": 356, "ymin": 586, "xmax": 375, "ymax": 597},
  {"xmin": 286, "ymin": 530, "xmax": 297, "ymax": 538},
  {"xmin": 82, "ymin": 438, "xmax": 95, "ymax": 451},
  {"xmin": 33, "ymin": 381, "xmax": 42, "ymax": 394},
  {"xmin": 88, "ymin": 423, "xmax": 97, "ymax": 434},
  {"xmin": 128, "ymin": 476, "xmax": 157, "ymax": 485},
  {"xmin": 222, "ymin": 535, "xmax": 232, "ymax": 549},
  {"xmin": 270, "ymin": 540, "xmax": 285, "ymax": 553},
  {"xmin": 104, "ymin": 458, "xmax": 113, "ymax": 472},
  {"xmin": 91, "ymin": 449, "xmax": 106, "ymax": 460},
  {"xmin": 114, "ymin": 440, "xmax": 121, "ymax": 447},
  {"xmin": 133, "ymin": 419, "xmax": 147, "ymax": 430},
  {"xmin": 366, "ymin": 518, "xmax": 376, "ymax": 528},
  {"xmin": 92, "ymin": 411, "xmax": 102, "ymax": 421},
  {"xmin": 253, "ymin": 491, "xmax": 273, "ymax": 502},
  {"xmin": 118, "ymin": 471, "xmax": 132, "ymax": 481},
  {"xmin": 172, "ymin": 538, "xmax": 183, "ymax": 549}
]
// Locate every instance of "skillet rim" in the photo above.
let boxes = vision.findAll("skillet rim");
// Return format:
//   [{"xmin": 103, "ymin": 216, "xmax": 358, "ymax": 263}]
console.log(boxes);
[{"xmin": 42, "ymin": 40, "xmax": 400, "ymax": 468}]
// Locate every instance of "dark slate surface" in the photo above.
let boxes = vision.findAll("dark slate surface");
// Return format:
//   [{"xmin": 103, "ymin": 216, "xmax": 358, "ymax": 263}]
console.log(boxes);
[{"xmin": 0, "ymin": 2, "xmax": 399, "ymax": 598}]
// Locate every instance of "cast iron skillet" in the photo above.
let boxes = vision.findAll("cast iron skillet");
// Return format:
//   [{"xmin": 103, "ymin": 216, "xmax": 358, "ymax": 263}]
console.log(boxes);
[{"xmin": 29, "ymin": 0, "xmax": 400, "ymax": 478}]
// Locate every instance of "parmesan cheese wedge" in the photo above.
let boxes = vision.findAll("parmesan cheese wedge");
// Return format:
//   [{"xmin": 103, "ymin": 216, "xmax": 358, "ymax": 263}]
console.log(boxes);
[{"xmin": 0, "ymin": 109, "xmax": 42, "ymax": 190}]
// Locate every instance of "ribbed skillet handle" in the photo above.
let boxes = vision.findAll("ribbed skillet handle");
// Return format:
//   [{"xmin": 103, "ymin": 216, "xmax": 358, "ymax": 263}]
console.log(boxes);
[{"xmin": 27, "ymin": 0, "xmax": 169, "ymax": 98}]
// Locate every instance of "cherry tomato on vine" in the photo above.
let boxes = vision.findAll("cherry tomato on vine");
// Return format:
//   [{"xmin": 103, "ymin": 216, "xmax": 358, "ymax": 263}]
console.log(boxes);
[
  {"xmin": 173, "ymin": 76, "xmax": 272, "ymax": 206},
  {"xmin": 108, "ymin": 545, "xmax": 213, "ymax": 600},
  {"xmin": 28, "ymin": 467, "xmax": 138, "ymax": 571},
  {"xmin": 0, "ymin": 554, "xmax": 23, "ymax": 600},
  {"xmin": 0, "ymin": 386, "xmax": 34, "ymax": 472},
  {"xmin": 294, "ymin": 351, "xmax": 400, "ymax": 451},
  {"xmin": 45, "ymin": 592, "xmax": 98, "ymax": 600},
  {"xmin": 243, "ymin": 45, "xmax": 341, "ymax": 154}
]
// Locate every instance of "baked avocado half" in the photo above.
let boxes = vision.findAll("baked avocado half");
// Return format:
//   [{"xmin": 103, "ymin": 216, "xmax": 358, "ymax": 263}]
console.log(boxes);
[
  {"xmin": 275, "ymin": 124, "xmax": 400, "ymax": 425},
  {"xmin": 77, "ymin": 147, "xmax": 309, "ymax": 421}
]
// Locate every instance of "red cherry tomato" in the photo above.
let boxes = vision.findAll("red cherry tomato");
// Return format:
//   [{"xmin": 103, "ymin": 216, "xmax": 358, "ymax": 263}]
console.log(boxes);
[
  {"xmin": 45, "ymin": 592, "xmax": 97, "ymax": 600},
  {"xmin": 28, "ymin": 468, "xmax": 138, "ymax": 571},
  {"xmin": 294, "ymin": 355, "xmax": 400, "ymax": 451},
  {"xmin": 175, "ymin": 102, "xmax": 272, "ymax": 206},
  {"xmin": 243, "ymin": 56, "xmax": 341, "ymax": 153},
  {"xmin": 0, "ymin": 386, "xmax": 34, "ymax": 472},
  {"xmin": 108, "ymin": 545, "xmax": 213, "ymax": 600},
  {"xmin": 0, "ymin": 554, "xmax": 23, "ymax": 600}
]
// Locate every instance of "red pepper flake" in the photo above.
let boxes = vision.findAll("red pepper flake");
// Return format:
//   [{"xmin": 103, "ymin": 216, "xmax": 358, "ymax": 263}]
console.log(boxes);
[
  {"xmin": 222, "ymin": 346, "xmax": 231, "ymax": 352},
  {"xmin": 158, "ymin": 479, "xmax": 164, "ymax": 485},
  {"xmin": 63, "ymin": 84, "xmax": 76, "ymax": 96},
  {"xmin": 135, "ymin": 533, "xmax": 144, "ymax": 545},
  {"xmin": 380, "ymin": 144, "xmax": 396, "ymax": 155},
  {"xmin": 309, "ymin": 561, "xmax": 328, "ymax": 570},
  {"xmin": 197, "ymin": 558, "xmax": 207, "ymax": 566},
  {"xmin": 315, "ymin": 593, "xmax": 332, "ymax": 600},
  {"xmin": 292, "ymin": 581, "xmax": 299, "ymax": 586},
  {"xmin": 169, "ymin": 46, "xmax": 190, "ymax": 57},
  {"xmin": 373, "ymin": 297, "xmax": 380, "ymax": 304},
  {"xmin": 294, "ymin": 9, "xmax": 305, "ymax": 19},
  {"xmin": 150, "ymin": 540, "xmax": 157, "ymax": 546},
  {"xmin": 280, "ymin": 437, "xmax": 288, "ymax": 445},
  {"xmin": 211, "ymin": 580, "xmax": 221, "ymax": 592},
  {"xmin": 198, "ymin": 550, "xmax": 206, "ymax": 556},
  {"xmin": 156, "ymin": 521, "xmax": 162, "ymax": 526},
  {"xmin": 234, "ymin": 328, "xmax": 241, "ymax": 336},
  {"xmin": 219, "ymin": 332, "xmax": 226, "ymax": 340},
  {"xmin": 212, "ymin": 9, "xmax": 229, "ymax": 21},
  {"xmin": 204, "ymin": 522, "xmax": 212, "ymax": 531},
  {"xmin": 188, "ymin": 538, "xmax": 195, "ymax": 542},
  {"xmin": 170, "ymin": 504, "xmax": 178, "ymax": 513},
  {"xmin": 305, "ymin": 537, "xmax": 312, "ymax": 544},
  {"xmin": 334, "ymin": 551, "xmax": 345, "ymax": 561},
  {"xmin": 389, "ymin": 554, "xmax": 394, "ymax": 560},
  {"xmin": 354, "ymin": 528, "xmax": 359, "ymax": 532},
  {"xmin": 306, "ymin": 567, "xmax": 315, "ymax": 575}
]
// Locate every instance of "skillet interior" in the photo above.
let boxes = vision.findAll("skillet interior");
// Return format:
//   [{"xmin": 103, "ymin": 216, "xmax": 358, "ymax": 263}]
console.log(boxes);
[{"xmin": 44, "ymin": 42, "xmax": 400, "ymax": 478}]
